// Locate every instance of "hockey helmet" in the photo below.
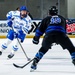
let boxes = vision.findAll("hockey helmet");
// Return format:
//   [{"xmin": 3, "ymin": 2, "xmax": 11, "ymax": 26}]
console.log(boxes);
[
  {"xmin": 20, "ymin": 6, "xmax": 27, "ymax": 11},
  {"xmin": 49, "ymin": 6, "xmax": 58, "ymax": 15}
]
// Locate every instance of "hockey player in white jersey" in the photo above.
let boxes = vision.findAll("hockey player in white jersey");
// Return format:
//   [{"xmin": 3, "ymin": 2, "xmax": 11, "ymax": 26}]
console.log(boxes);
[{"xmin": 0, "ymin": 6, "xmax": 32, "ymax": 59}]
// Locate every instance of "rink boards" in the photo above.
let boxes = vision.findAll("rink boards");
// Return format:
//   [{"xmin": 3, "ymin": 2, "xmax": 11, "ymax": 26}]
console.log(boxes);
[
  {"xmin": 0, "ymin": 20, "xmax": 75, "ymax": 38},
  {"xmin": 0, "ymin": 34, "xmax": 75, "ymax": 38}
]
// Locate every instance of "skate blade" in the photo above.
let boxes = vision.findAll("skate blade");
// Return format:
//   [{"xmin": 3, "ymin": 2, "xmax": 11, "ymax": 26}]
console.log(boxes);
[
  {"xmin": 7, "ymin": 57, "xmax": 11, "ymax": 60},
  {"xmin": 30, "ymin": 69, "xmax": 36, "ymax": 72},
  {"xmin": 7, "ymin": 57, "xmax": 13, "ymax": 60}
]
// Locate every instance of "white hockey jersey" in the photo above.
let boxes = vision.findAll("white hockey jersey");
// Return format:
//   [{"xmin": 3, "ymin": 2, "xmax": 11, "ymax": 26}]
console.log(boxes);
[
  {"xmin": 6, "ymin": 10, "xmax": 32, "ymax": 34},
  {"xmin": 12, "ymin": 15, "xmax": 32, "ymax": 34},
  {"xmin": 6, "ymin": 10, "xmax": 20, "ymax": 19}
]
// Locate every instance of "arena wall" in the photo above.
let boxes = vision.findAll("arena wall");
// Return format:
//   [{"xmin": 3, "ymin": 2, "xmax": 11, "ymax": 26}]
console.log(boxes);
[{"xmin": 0, "ymin": 20, "xmax": 75, "ymax": 38}]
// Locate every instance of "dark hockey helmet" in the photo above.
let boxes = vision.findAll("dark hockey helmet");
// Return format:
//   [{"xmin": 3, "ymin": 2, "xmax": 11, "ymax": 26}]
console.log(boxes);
[{"xmin": 49, "ymin": 6, "xmax": 58, "ymax": 15}]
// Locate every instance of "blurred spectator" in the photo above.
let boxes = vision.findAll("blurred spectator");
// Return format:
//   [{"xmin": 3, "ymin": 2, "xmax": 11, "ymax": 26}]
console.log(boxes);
[{"xmin": 27, "ymin": 10, "xmax": 33, "ymax": 20}]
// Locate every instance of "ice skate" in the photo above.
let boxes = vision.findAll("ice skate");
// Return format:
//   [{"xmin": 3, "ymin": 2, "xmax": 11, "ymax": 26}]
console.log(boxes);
[
  {"xmin": 7, "ymin": 53, "xmax": 14, "ymax": 59},
  {"xmin": 72, "ymin": 59, "xmax": 75, "ymax": 65},
  {"xmin": 0, "ymin": 51, "xmax": 2, "ymax": 55},
  {"xmin": 30, "ymin": 58, "xmax": 38, "ymax": 72},
  {"xmin": 71, "ymin": 52, "xmax": 75, "ymax": 65}
]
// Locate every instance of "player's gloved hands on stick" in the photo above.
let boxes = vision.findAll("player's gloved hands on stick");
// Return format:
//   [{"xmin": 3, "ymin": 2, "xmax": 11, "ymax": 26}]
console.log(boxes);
[
  {"xmin": 32, "ymin": 36, "xmax": 40, "ymax": 44},
  {"xmin": 7, "ymin": 21, "xmax": 12, "ymax": 27}
]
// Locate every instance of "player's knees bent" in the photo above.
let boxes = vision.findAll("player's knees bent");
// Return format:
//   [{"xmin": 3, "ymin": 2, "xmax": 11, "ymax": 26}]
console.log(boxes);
[
  {"xmin": 1, "ymin": 43, "xmax": 7, "ymax": 50},
  {"xmin": 12, "ymin": 45, "xmax": 18, "ymax": 51},
  {"xmin": 39, "ymin": 47, "xmax": 48, "ymax": 54}
]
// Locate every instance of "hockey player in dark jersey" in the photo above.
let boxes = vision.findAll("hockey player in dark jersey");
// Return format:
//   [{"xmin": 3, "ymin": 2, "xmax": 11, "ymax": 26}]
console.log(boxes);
[{"xmin": 30, "ymin": 6, "xmax": 75, "ymax": 71}]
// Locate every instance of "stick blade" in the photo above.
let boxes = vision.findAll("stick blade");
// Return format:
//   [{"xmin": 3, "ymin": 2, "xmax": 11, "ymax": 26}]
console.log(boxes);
[
  {"xmin": 13, "ymin": 58, "xmax": 34, "ymax": 69},
  {"xmin": 13, "ymin": 63, "xmax": 24, "ymax": 68}
]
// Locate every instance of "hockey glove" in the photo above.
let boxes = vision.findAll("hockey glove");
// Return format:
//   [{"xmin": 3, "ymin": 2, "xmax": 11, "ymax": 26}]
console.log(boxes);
[
  {"xmin": 7, "ymin": 21, "xmax": 12, "ymax": 27},
  {"xmin": 32, "ymin": 36, "xmax": 39, "ymax": 44}
]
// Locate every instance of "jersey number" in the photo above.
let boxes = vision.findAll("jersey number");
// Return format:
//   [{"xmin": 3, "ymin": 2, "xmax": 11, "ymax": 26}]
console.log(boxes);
[{"xmin": 50, "ymin": 17, "xmax": 61, "ymax": 24}]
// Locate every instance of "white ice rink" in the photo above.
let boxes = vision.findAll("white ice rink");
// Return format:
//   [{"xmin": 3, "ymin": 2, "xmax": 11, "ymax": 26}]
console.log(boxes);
[{"xmin": 0, "ymin": 38, "xmax": 75, "ymax": 75}]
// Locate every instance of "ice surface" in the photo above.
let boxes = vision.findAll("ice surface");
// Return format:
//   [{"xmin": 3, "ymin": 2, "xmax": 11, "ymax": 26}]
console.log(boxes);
[{"xmin": 0, "ymin": 38, "xmax": 75, "ymax": 75}]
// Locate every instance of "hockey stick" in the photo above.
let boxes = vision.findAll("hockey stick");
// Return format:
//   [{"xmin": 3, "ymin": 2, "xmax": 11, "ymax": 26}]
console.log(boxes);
[
  {"xmin": 13, "ymin": 58, "xmax": 34, "ymax": 68},
  {"xmin": 17, "ymin": 38, "xmax": 31, "ymax": 61},
  {"xmin": 11, "ymin": 27, "xmax": 31, "ymax": 61}
]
